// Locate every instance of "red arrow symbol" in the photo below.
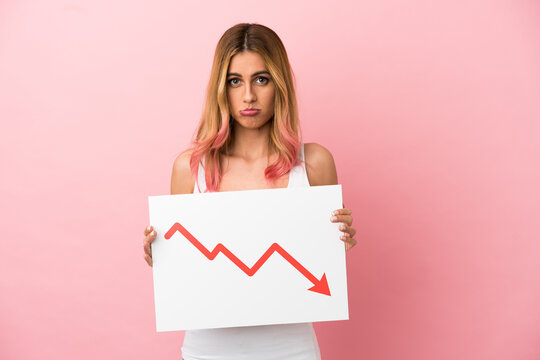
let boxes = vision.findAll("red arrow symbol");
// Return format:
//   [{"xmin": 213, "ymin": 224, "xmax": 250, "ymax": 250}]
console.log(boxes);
[{"xmin": 164, "ymin": 222, "xmax": 331, "ymax": 296}]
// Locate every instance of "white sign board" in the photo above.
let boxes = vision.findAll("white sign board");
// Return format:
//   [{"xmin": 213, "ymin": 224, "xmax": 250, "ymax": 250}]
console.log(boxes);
[{"xmin": 148, "ymin": 185, "xmax": 349, "ymax": 332}]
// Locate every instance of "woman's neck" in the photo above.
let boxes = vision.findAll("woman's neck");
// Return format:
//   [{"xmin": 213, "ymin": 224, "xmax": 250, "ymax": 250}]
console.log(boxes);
[{"xmin": 228, "ymin": 121, "xmax": 273, "ymax": 162}]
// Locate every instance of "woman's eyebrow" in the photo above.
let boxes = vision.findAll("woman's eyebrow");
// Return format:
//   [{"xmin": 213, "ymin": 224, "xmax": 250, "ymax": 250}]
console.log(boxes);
[{"xmin": 227, "ymin": 70, "xmax": 270, "ymax": 77}]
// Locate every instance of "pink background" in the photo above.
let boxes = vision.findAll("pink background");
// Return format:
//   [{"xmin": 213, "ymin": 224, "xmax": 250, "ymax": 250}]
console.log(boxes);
[{"xmin": 1, "ymin": 1, "xmax": 539, "ymax": 359}]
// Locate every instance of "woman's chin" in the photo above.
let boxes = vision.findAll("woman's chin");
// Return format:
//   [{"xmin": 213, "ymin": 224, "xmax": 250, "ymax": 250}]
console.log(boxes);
[{"xmin": 233, "ymin": 117, "xmax": 272, "ymax": 130}]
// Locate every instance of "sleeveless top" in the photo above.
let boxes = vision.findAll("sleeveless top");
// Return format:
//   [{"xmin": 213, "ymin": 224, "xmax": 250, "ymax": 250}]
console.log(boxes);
[{"xmin": 181, "ymin": 143, "xmax": 321, "ymax": 360}]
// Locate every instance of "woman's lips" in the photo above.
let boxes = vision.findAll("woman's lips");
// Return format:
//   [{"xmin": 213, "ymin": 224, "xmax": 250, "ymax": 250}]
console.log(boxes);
[{"xmin": 240, "ymin": 109, "xmax": 261, "ymax": 116}]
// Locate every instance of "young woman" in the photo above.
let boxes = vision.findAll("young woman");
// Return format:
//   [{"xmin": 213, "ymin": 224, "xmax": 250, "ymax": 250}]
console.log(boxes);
[{"xmin": 143, "ymin": 23, "xmax": 357, "ymax": 360}]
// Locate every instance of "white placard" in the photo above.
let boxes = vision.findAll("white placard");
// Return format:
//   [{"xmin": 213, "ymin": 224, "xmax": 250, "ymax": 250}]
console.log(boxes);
[{"xmin": 148, "ymin": 185, "xmax": 349, "ymax": 332}]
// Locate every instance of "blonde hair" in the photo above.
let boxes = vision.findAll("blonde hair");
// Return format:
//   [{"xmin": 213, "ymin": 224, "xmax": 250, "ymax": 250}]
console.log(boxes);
[{"xmin": 189, "ymin": 23, "xmax": 302, "ymax": 192}]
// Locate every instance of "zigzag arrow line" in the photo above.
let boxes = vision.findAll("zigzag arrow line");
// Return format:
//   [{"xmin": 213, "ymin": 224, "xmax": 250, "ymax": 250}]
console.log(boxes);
[{"xmin": 164, "ymin": 222, "xmax": 331, "ymax": 296}]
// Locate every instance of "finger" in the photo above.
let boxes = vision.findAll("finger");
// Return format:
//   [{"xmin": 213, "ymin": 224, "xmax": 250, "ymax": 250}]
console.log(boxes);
[
  {"xmin": 332, "ymin": 208, "xmax": 352, "ymax": 216},
  {"xmin": 143, "ymin": 230, "xmax": 157, "ymax": 244},
  {"xmin": 340, "ymin": 233, "xmax": 356, "ymax": 247},
  {"xmin": 339, "ymin": 224, "xmax": 356, "ymax": 238},
  {"xmin": 144, "ymin": 239, "xmax": 152, "ymax": 257},
  {"xmin": 144, "ymin": 225, "xmax": 154, "ymax": 236},
  {"xmin": 346, "ymin": 237, "xmax": 357, "ymax": 249},
  {"xmin": 339, "ymin": 223, "xmax": 354, "ymax": 236},
  {"xmin": 144, "ymin": 254, "xmax": 153, "ymax": 266},
  {"xmin": 339, "ymin": 233, "xmax": 350, "ymax": 242},
  {"xmin": 331, "ymin": 214, "xmax": 353, "ymax": 226},
  {"xmin": 143, "ymin": 231, "xmax": 156, "ymax": 255}
]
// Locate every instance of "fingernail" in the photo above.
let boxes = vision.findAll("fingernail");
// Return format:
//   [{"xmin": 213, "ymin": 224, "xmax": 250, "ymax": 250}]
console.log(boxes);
[
  {"xmin": 339, "ymin": 225, "xmax": 345, "ymax": 230},
  {"xmin": 147, "ymin": 226, "xmax": 151, "ymax": 231},
  {"xmin": 332, "ymin": 210, "xmax": 338, "ymax": 215},
  {"xmin": 331, "ymin": 216, "xmax": 337, "ymax": 221}
]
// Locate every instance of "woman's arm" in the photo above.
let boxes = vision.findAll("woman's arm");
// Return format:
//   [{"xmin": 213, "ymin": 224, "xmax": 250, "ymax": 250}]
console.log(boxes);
[
  {"xmin": 304, "ymin": 143, "xmax": 357, "ymax": 251},
  {"xmin": 304, "ymin": 143, "xmax": 338, "ymax": 186},
  {"xmin": 171, "ymin": 148, "xmax": 196, "ymax": 195}
]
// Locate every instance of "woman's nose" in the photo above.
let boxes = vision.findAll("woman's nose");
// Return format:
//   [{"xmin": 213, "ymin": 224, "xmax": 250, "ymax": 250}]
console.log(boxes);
[{"xmin": 243, "ymin": 84, "xmax": 256, "ymax": 103}]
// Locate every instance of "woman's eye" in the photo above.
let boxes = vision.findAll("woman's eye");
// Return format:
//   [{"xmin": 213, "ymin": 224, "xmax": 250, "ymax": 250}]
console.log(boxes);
[
  {"xmin": 256, "ymin": 76, "xmax": 269, "ymax": 84},
  {"xmin": 228, "ymin": 77, "xmax": 268, "ymax": 86}
]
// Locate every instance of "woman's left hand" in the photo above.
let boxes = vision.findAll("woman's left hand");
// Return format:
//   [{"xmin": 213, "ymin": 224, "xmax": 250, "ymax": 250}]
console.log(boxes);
[{"xmin": 331, "ymin": 207, "xmax": 357, "ymax": 251}]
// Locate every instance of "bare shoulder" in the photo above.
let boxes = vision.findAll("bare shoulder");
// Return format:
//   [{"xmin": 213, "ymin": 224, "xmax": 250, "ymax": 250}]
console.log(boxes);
[
  {"xmin": 171, "ymin": 148, "xmax": 195, "ymax": 195},
  {"xmin": 303, "ymin": 142, "xmax": 338, "ymax": 186}
]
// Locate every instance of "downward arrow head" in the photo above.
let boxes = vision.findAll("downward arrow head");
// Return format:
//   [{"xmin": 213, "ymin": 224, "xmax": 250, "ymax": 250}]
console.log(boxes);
[{"xmin": 308, "ymin": 273, "xmax": 331, "ymax": 296}]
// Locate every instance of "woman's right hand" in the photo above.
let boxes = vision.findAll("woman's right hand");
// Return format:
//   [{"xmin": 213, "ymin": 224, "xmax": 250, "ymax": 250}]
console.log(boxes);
[{"xmin": 143, "ymin": 225, "xmax": 157, "ymax": 266}]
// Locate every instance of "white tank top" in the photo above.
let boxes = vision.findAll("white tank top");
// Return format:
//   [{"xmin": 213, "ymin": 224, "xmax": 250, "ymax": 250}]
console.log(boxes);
[{"xmin": 182, "ymin": 143, "xmax": 321, "ymax": 360}]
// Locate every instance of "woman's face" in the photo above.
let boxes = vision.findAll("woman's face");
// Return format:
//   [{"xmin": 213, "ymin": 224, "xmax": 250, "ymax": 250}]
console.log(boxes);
[{"xmin": 226, "ymin": 51, "xmax": 275, "ymax": 130}]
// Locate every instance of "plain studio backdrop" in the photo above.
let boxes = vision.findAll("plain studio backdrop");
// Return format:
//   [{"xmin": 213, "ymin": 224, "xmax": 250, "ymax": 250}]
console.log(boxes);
[{"xmin": 1, "ymin": 1, "xmax": 539, "ymax": 359}]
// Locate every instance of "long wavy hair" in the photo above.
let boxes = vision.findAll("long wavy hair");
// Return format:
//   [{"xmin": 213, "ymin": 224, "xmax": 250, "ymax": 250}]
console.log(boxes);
[{"xmin": 188, "ymin": 23, "xmax": 302, "ymax": 192}]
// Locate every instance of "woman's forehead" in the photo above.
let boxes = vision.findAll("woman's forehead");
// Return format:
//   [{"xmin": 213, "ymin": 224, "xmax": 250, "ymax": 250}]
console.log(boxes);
[{"xmin": 228, "ymin": 51, "xmax": 267, "ymax": 73}]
